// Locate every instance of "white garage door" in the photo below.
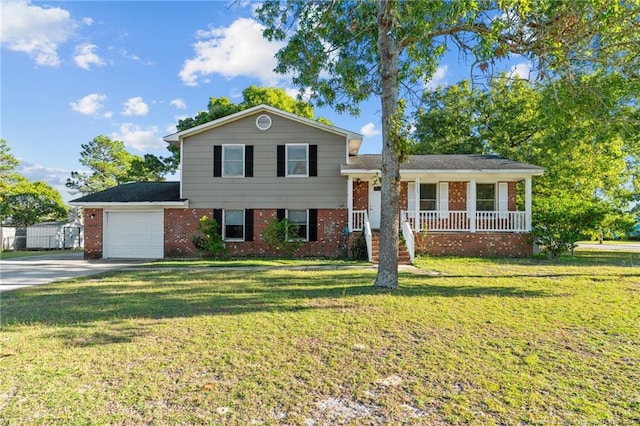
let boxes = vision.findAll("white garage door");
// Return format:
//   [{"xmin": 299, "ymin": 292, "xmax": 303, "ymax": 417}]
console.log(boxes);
[{"xmin": 104, "ymin": 211, "xmax": 163, "ymax": 259}]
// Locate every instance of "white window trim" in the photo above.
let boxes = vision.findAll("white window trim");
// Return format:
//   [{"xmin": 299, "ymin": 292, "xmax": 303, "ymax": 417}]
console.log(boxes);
[
  {"xmin": 286, "ymin": 143, "xmax": 309, "ymax": 178},
  {"xmin": 222, "ymin": 144, "xmax": 245, "ymax": 178},
  {"xmin": 286, "ymin": 209, "xmax": 309, "ymax": 241},
  {"xmin": 420, "ymin": 182, "xmax": 438, "ymax": 211},
  {"xmin": 476, "ymin": 182, "xmax": 496, "ymax": 211},
  {"xmin": 223, "ymin": 209, "xmax": 245, "ymax": 241}
]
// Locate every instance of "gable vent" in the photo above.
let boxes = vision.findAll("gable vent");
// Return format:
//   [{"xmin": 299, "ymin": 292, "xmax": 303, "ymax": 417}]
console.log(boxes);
[{"xmin": 256, "ymin": 114, "xmax": 272, "ymax": 130}]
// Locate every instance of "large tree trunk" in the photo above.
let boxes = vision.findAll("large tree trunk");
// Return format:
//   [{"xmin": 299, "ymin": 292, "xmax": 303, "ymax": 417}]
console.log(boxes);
[{"xmin": 373, "ymin": 1, "xmax": 401, "ymax": 290}]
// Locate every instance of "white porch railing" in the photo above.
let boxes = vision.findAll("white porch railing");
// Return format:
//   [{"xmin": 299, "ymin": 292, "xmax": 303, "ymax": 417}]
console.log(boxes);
[
  {"xmin": 352, "ymin": 210, "xmax": 367, "ymax": 231},
  {"xmin": 363, "ymin": 211, "xmax": 373, "ymax": 263},
  {"xmin": 401, "ymin": 210, "xmax": 528, "ymax": 232},
  {"xmin": 401, "ymin": 220, "xmax": 415, "ymax": 263}
]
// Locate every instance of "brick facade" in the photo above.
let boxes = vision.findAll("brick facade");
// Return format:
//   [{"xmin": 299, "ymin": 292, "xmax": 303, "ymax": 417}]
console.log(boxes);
[
  {"xmin": 83, "ymin": 208, "xmax": 104, "ymax": 259},
  {"xmin": 449, "ymin": 182, "xmax": 467, "ymax": 210},
  {"xmin": 414, "ymin": 231, "xmax": 533, "ymax": 257},
  {"xmin": 352, "ymin": 180, "xmax": 368, "ymax": 210},
  {"xmin": 164, "ymin": 208, "xmax": 349, "ymax": 258},
  {"xmin": 164, "ymin": 208, "xmax": 214, "ymax": 257}
]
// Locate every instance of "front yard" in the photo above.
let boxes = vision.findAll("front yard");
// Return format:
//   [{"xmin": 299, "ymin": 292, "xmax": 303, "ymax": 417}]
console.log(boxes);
[{"xmin": 0, "ymin": 252, "xmax": 638, "ymax": 424}]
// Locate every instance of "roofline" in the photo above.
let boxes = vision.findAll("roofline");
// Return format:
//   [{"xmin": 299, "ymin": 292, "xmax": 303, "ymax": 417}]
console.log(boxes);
[
  {"xmin": 341, "ymin": 168, "xmax": 545, "ymax": 176},
  {"xmin": 69, "ymin": 201, "xmax": 189, "ymax": 208},
  {"xmin": 164, "ymin": 104, "xmax": 363, "ymax": 147}
]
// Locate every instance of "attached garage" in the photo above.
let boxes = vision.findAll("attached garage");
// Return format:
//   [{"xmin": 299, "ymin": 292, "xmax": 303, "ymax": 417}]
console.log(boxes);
[
  {"xmin": 104, "ymin": 211, "xmax": 164, "ymax": 259},
  {"xmin": 69, "ymin": 182, "xmax": 187, "ymax": 260}
]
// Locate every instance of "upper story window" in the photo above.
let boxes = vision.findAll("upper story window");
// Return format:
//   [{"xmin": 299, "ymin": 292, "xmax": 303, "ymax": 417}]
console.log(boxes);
[
  {"xmin": 287, "ymin": 144, "xmax": 308, "ymax": 177},
  {"xmin": 222, "ymin": 145, "xmax": 244, "ymax": 177},
  {"xmin": 277, "ymin": 144, "xmax": 318, "ymax": 177},
  {"xmin": 419, "ymin": 183, "xmax": 437, "ymax": 210},
  {"xmin": 476, "ymin": 183, "xmax": 496, "ymax": 211},
  {"xmin": 213, "ymin": 145, "xmax": 253, "ymax": 178}
]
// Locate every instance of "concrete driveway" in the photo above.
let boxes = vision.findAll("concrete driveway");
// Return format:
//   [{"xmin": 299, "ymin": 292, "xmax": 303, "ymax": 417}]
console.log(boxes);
[
  {"xmin": 577, "ymin": 242, "xmax": 640, "ymax": 252},
  {"xmin": 0, "ymin": 251, "xmax": 146, "ymax": 293}
]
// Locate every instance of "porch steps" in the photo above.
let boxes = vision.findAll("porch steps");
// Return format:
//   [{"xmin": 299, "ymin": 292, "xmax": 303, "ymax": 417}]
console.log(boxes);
[{"xmin": 370, "ymin": 231, "xmax": 412, "ymax": 265}]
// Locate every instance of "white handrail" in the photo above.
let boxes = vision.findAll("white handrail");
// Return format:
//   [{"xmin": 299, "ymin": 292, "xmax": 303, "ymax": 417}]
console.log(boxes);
[
  {"xmin": 401, "ymin": 220, "xmax": 414, "ymax": 263},
  {"xmin": 363, "ymin": 211, "xmax": 373, "ymax": 263}
]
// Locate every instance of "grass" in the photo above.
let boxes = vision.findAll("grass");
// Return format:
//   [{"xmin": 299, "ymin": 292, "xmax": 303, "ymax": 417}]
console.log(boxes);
[
  {"xmin": 143, "ymin": 257, "xmax": 369, "ymax": 268},
  {"xmin": 0, "ymin": 253, "xmax": 638, "ymax": 424}
]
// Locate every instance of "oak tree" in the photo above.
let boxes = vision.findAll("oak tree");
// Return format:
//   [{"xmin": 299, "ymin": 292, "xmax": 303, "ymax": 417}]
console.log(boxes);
[{"xmin": 257, "ymin": 0, "xmax": 640, "ymax": 288}]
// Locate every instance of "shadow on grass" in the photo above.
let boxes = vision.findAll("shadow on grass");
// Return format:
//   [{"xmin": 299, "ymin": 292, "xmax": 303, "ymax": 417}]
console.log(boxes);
[{"xmin": 0, "ymin": 267, "xmax": 558, "ymax": 333}]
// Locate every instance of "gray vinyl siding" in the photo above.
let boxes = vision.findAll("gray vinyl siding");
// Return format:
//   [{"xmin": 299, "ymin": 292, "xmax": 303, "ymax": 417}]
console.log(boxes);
[{"xmin": 182, "ymin": 112, "xmax": 348, "ymax": 209}]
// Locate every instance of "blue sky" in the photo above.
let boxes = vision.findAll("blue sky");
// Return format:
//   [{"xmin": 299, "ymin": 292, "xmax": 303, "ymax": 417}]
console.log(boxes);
[{"xmin": 1, "ymin": 0, "xmax": 531, "ymax": 203}]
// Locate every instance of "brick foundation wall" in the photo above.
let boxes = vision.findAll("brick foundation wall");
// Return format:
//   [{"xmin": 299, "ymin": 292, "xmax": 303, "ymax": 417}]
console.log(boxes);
[
  {"xmin": 415, "ymin": 232, "xmax": 533, "ymax": 257},
  {"xmin": 164, "ymin": 208, "xmax": 349, "ymax": 258},
  {"xmin": 83, "ymin": 208, "xmax": 103, "ymax": 259}
]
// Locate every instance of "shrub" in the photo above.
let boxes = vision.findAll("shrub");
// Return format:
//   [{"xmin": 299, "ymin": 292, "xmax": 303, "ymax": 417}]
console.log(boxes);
[
  {"xmin": 533, "ymin": 195, "xmax": 607, "ymax": 259},
  {"xmin": 350, "ymin": 231, "xmax": 368, "ymax": 260},
  {"xmin": 261, "ymin": 218, "xmax": 302, "ymax": 257},
  {"xmin": 191, "ymin": 216, "xmax": 226, "ymax": 257}
]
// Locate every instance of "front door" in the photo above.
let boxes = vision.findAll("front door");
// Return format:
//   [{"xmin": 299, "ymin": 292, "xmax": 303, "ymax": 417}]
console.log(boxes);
[{"xmin": 368, "ymin": 182, "xmax": 382, "ymax": 229}]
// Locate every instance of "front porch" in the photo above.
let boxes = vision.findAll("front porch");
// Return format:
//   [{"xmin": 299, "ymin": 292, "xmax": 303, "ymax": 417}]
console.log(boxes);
[{"xmin": 352, "ymin": 209, "xmax": 529, "ymax": 233}]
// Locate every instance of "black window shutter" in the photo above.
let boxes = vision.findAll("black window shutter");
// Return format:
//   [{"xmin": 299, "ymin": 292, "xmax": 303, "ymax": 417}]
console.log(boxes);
[
  {"xmin": 245, "ymin": 209, "xmax": 254, "ymax": 241},
  {"xmin": 277, "ymin": 145, "xmax": 285, "ymax": 177},
  {"xmin": 309, "ymin": 209, "xmax": 318, "ymax": 241},
  {"xmin": 213, "ymin": 145, "xmax": 222, "ymax": 177},
  {"xmin": 213, "ymin": 209, "xmax": 223, "ymax": 235},
  {"xmin": 277, "ymin": 209, "xmax": 286, "ymax": 220},
  {"xmin": 245, "ymin": 145, "xmax": 253, "ymax": 177},
  {"xmin": 309, "ymin": 145, "xmax": 318, "ymax": 177}
]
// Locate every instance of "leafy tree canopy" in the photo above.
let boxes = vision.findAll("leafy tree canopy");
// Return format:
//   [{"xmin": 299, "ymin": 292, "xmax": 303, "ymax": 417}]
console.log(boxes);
[
  {"xmin": 175, "ymin": 85, "xmax": 317, "ymax": 133},
  {"xmin": 256, "ymin": 0, "xmax": 640, "ymax": 289},
  {"xmin": 66, "ymin": 135, "xmax": 171, "ymax": 195},
  {"xmin": 0, "ymin": 180, "xmax": 68, "ymax": 227},
  {"xmin": 0, "ymin": 139, "xmax": 26, "ymax": 201}
]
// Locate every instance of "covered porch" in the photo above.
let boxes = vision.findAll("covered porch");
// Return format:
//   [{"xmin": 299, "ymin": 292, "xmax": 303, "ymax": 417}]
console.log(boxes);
[{"xmin": 347, "ymin": 176, "xmax": 534, "ymax": 233}]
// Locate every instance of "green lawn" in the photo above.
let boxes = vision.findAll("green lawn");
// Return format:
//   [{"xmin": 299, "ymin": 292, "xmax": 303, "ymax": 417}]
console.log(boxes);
[{"xmin": 0, "ymin": 253, "xmax": 638, "ymax": 424}]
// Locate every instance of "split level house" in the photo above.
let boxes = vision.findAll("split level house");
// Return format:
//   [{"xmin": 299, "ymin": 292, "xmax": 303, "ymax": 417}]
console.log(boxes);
[{"xmin": 70, "ymin": 104, "xmax": 544, "ymax": 262}]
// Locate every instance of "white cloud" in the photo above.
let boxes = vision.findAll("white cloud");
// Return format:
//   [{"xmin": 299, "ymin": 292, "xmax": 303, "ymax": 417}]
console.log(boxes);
[
  {"xmin": 70, "ymin": 93, "xmax": 107, "ymax": 115},
  {"xmin": 122, "ymin": 97, "xmax": 149, "ymax": 116},
  {"xmin": 170, "ymin": 98, "xmax": 186, "ymax": 110},
  {"xmin": 425, "ymin": 65, "xmax": 449, "ymax": 89},
  {"xmin": 0, "ymin": 0, "xmax": 79, "ymax": 66},
  {"xmin": 18, "ymin": 161, "xmax": 72, "ymax": 202},
  {"xmin": 360, "ymin": 122, "xmax": 382, "ymax": 137},
  {"xmin": 112, "ymin": 123, "xmax": 163, "ymax": 152},
  {"xmin": 73, "ymin": 43, "xmax": 105, "ymax": 70},
  {"xmin": 509, "ymin": 62, "xmax": 532, "ymax": 80},
  {"xmin": 179, "ymin": 17, "xmax": 287, "ymax": 86}
]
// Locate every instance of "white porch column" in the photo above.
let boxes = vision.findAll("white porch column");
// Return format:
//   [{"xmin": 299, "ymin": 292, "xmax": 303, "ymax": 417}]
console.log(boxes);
[
  {"xmin": 525, "ymin": 176, "xmax": 532, "ymax": 232},
  {"xmin": 414, "ymin": 177, "xmax": 420, "ymax": 231},
  {"xmin": 347, "ymin": 176, "xmax": 353, "ymax": 231},
  {"xmin": 468, "ymin": 179, "xmax": 476, "ymax": 232}
]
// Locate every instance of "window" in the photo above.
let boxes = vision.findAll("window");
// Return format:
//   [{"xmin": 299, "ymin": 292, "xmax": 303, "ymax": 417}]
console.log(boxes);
[
  {"xmin": 223, "ymin": 145, "xmax": 244, "ymax": 177},
  {"xmin": 420, "ymin": 183, "xmax": 437, "ymax": 210},
  {"xmin": 287, "ymin": 210, "xmax": 308, "ymax": 240},
  {"xmin": 224, "ymin": 209, "xmax": 244, "ymax": 241},
  {"xmin": 214, "ymin": 145, "xmax": 253, "ymax": 178},
  {"xmin": 476, "ymin": 183, "xmax": 496, "ymax": 211},
  {"xmin": 287, "ymin": 144, "xmax": 308, "ymax": 177}
]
